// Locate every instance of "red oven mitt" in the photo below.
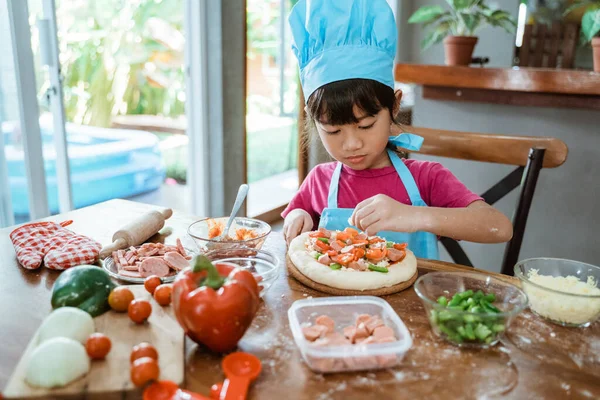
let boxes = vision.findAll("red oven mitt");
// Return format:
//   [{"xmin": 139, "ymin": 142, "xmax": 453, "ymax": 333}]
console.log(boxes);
[{"xmin": 9, "ymin": 221, "xmax": 102, "ymax": 270}]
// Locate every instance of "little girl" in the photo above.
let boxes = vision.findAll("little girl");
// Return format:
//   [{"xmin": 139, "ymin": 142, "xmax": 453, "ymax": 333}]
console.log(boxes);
[{"xmin": 283, "ymin": 0, "xmax": 512, "ymax": 259}]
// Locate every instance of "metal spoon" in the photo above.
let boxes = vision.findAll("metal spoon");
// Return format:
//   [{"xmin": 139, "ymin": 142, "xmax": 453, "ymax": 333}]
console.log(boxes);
[{"xmin": 218, "ymin": 184, "xmax": 249, "ymax": 241}]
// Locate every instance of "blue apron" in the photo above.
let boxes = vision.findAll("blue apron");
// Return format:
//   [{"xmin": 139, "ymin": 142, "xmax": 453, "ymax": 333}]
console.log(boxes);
[{"xmin": 318, "ymin": 133, "xmax": 440, "ymax": 260}]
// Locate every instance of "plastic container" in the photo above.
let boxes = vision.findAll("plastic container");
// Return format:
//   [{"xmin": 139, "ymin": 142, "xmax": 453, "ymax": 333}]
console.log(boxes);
[
  {"xmin": 414, "ymin": 272, "xmax": 528, "ymax": 348},
  {"xmin": 204, "ymin": 248, "xmax": 280, "ymax": 297},
  {"xmin": 515, "ymin": 257, "xmax": 600, "ymax": 327},
  {"xmin": 187, "ymin": 217, "xmax": 271, "ymax": 254},
  {"xmin": 288, "ymin": 296, "xmax": 412, "ymax": 373}
]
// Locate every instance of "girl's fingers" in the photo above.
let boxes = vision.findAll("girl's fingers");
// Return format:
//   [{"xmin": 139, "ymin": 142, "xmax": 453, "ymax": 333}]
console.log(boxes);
[
  {"xmin": 286, "ymin": 219, "xmax": 303, "ymax": 244},
  {"xmin": 285, "ymin": 224, "xmax": 297, "ymax": 244},
  {"xmin": 284, "ymin": 222, "xmax": 295, "ymax": 244},
  {"xmin": 352, "ymin": 199, "xmax": 374, "ymax": 224},
  {"xmin": 352, "ymin": 206, "xmax": 375, "ymax": 230},
  {"xmin": 354, "ymin": 196, "xmax": 375, "ymax": 210},
  {"xmin": 285, "ymin": 213, "xmax": 314, "ymax": 245},
  {"xmin": 283, "ymin": 223, "xmax": 291, "ymax": 244},
  {"xmin": 364, "ymin": 219, "xmax": 386, "ymax": 236},
  {"xmin": 358, "ymin": 212, "xmax": 380, "ymax": 233},
  {"xmin": 300, "ymin": 215, "xmax": 313, "ymax": 234}
]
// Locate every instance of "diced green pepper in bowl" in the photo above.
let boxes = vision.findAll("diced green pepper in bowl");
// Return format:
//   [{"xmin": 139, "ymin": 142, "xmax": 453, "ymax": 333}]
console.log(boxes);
[{"xmin": 430, "ymin": 289, "xmax": 506, "ymax": 346}]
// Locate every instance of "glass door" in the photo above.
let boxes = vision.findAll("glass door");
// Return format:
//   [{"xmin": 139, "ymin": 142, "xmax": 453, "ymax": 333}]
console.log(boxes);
[
  {"xmin": 2, "ymin": 0, "xmax": 49, "ymax": 226},
  {"xmin": 3, "ymin": 0, "xmax": 215, "ymax": 225},
  {"xmin": 27, "ymin": 0, "xmax": 194, "ymax": 214},
  {"xmin": 246, "ymin": 0, "xmax": 300, "ymax": 220}
]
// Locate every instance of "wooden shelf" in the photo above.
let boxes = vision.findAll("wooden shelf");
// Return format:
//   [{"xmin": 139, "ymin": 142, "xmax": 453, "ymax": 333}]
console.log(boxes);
[{"xmin": 394, "ymin": 64, "xmax": 600, "ymax": 110}]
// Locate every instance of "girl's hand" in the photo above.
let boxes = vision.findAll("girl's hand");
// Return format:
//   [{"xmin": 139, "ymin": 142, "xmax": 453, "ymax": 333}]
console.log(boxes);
[
  {"xmin": 284, "ymin": 209, "xmax": 314, "ymax": 245},
  {"xmin": 350, "ymin": 194, "xmax": 424, "ymax": 236}
]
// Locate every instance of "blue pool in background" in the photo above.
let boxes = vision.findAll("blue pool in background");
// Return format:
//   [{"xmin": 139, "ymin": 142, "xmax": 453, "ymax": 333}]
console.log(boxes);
[{"xmin": 3, "ymin": 120, "xmax": 165, "ymax": 216}]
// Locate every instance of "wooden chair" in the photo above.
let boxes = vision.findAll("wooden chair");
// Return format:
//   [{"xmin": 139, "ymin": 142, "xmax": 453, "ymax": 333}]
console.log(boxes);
[
  {"xmin": 392, "ymin": 125, "xmax": 568, "ymax": 275},
  {"xmin": 517, "ymin": 22, "xmax": 579, "ymax": 69}
]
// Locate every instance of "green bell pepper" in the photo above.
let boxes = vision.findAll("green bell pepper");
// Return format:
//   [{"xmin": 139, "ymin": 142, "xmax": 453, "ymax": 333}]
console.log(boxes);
[{"xmin": 51, "ymin": 265, "xmax": 116, "ymax": 317}]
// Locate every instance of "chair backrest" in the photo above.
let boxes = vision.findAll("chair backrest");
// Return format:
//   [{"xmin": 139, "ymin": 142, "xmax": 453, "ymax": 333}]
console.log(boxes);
[
  {"xmin": 517, "ymin": 22, "xmax": 579, "ymax": 69},
  {"xmin": 392, "ymin": 125, "xmax": 568, "ymax": 275}
]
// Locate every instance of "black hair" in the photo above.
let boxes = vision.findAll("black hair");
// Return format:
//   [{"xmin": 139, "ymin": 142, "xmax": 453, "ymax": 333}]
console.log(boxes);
[
  {"xmin": 306, "ymin": 79, "xmax": 398, "ymax": 125},
  {"xmin": 303, "ymin": 79, "xmax": 404, "ymax": 155}
]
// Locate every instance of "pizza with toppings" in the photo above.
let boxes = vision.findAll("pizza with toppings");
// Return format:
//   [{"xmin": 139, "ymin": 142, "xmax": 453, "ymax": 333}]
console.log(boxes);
[{"xmin": 287, "ymin": 227, "xmax": 417, "ymax": 291}]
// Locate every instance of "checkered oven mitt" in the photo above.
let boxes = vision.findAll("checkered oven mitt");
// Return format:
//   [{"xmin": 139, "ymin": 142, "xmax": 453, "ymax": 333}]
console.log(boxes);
[{"xmin": 10, "ymin": 221, "xmax": 102, "ymax": 270}]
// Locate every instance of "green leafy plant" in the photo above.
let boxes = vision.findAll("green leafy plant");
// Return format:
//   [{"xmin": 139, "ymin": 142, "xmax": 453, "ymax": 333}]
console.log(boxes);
[
  {"xmin": 31, "ymin": 0, "xmax": 186, "ymax": 127},
  {"xmin": 408, "ymin": 0, "xmax": 517, "ymax": 50},
  {"xmin": 565, "ymin": 1, "xmax": 600, "ymax": 42}
]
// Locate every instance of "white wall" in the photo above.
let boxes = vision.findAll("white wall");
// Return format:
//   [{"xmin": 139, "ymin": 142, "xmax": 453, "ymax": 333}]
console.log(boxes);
[
  {"xmin": 403, "ymin": 0, "xmax": 520, "ymax": 67},
  {"xmin": 401, "ymin": 1, "xmax": 600, "ymax": 272},
  {"xmin": 412, "ymin": 94, "xmax": 600, "ymax": 273}
]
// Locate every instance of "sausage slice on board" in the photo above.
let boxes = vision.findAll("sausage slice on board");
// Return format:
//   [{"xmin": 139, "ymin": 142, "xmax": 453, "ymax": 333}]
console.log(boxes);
[{"xmin": 140, "ymin": 258, "xmax": 170, "ymax": 278}]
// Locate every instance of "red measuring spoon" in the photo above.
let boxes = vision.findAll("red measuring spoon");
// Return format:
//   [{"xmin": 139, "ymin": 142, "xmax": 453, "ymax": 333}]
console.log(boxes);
[
  {"xmin": 220, "ymin": 352, "xmax": 262, "ymax": 400},
  {"xmin": 210, "ymin": 382, "xmax": 224, "ymax": 399},
  {"xmin": 143, "ymin": 380, "xmax": 211, "ymax": 400}
]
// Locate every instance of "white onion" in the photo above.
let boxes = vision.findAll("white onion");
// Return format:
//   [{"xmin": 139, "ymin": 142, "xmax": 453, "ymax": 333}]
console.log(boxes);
[
  {"xmin": 38, "ymin": 307, "xmax": 95, "ymax": 345},
  {"xmin": 25, "ymin": 337, "xmax": 90, "ymax": 388}
]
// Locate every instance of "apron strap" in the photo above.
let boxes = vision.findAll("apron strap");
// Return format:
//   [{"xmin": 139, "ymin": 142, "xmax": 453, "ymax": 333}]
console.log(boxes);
[
  {"xmin": 387, "ymin": 149, "xmax": 427, "ymax": 206},
  {"xmin": 327, "ymin": 162, "xmax": 343, "ymax": 208}
]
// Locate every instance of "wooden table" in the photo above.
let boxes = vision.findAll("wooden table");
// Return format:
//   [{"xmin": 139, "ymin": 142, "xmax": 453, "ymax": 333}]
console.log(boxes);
[{"xmin": 1, "ymin": 200, "xmax": 599, "ymax": 399}]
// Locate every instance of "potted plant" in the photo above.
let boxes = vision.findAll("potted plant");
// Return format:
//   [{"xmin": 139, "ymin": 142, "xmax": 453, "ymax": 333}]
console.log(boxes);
[
  {"xmin": 565, "ymin": 1, "xmax": 600, "ymax": 71},
  {"xmin": 408, "ymin": 0, "xmax": 516, "ymax": 66}
]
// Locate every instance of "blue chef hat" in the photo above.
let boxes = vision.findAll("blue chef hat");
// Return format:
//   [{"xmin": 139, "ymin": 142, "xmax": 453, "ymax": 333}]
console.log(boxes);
[{"xmin": 289, "ymin": 0, "xmax": 397, "ymax": 102}]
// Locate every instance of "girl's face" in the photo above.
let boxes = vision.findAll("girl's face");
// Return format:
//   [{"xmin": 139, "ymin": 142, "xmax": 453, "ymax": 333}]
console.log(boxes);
[{"xmin": 315, "ymin": 105, "xmax": 393, "ymax": 170}]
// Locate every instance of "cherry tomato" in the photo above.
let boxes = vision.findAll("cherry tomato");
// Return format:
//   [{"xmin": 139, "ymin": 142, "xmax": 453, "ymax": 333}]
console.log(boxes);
[
  {"xmin": 344, "ymin": 227, "xmax": 359, "ymax": 237},
  {"xmin": 352, "ymin": 247, "xmax": 366, "ymax": 260},
  {"xmin": 130, "ymin": 357, "xmax": 160, "ymax": 387},
  {"xmin": 314, "ymin": 239, "xmax": 330, "ymax": 252},
  {"xmin": 85, "ymin": 333, "xmax": 112, "ymax": 359},
  {"xmin": 308, "ymin": 230, "xmax": 326, "ymax": 239},
  {"xmin": 131, "ymin": 342, "xmax": 159, "ymax": 364},
  {"xmin": 335, "ymin": 231, "xmax": 350, "ymax": 241},
  {"xmin": 153, "ymin": 284, "xmax": 172, "ymax": 306},
  {"xmin": 393, "ymin": 243, "xmax": 407, "ymax": 251},
  {"xmin": 333, "ymin": 253, "xmax": 354, "ymax": 266},
  {"xmin": 144, "ymin": 275, "xmax": 162, "ymax": 295},
  {"xmin": 365, "ymin": 248, "xmax": 385, "ymax": 262},
  {"xmin": 108, "ymin": 286, "xmax": 135, "ymax": 312},
  {"xmin": 128, "ymin": 299, "xmax": 152, "ymax": 324}
]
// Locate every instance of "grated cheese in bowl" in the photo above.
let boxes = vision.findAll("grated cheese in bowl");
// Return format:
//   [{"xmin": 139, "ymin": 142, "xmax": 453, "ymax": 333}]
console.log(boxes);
[{"xmin": 518, "ymin": 266, "xmax": 600, "ymax": 327}]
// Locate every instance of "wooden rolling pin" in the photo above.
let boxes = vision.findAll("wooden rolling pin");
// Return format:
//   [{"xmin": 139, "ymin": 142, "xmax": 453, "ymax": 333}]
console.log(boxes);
[{"xmin": 99, "ymin": 208, "xmax": 173, "ymax": 259}]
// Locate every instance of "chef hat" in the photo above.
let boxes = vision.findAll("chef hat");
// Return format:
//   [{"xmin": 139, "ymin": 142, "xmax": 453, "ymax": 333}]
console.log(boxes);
[{"xmin": 289, "ymin": 0, "xmax": 397, "ymax": 101}]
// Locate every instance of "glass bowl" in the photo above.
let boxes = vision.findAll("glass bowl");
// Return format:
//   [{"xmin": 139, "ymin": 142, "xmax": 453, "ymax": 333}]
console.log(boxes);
[
  {"xmin": 204, "ymin": 248, "xmax": 280, "ymax": 297},
  {"xmin": 414, "ymin": 271, "xmax": 528, "ymax": 348},
  {"xmin": 187, "ymin": 217, "xmax": 271, "ymax": 254},
  {"xmin": 514, "ymin": 258, "xmax": 600, "ymax": 327}
]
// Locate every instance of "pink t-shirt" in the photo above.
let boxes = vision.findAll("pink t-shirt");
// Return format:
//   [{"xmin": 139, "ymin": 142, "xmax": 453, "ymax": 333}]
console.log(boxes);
[{"xmin": 282, "ymin": 160, "xmax": 483, "ymax": 227}]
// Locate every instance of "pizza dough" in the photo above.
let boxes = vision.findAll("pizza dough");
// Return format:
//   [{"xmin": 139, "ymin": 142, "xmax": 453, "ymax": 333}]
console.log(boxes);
[{"xmin": 288, "ymin": 232, "xmax": 417, "ymax": 291}]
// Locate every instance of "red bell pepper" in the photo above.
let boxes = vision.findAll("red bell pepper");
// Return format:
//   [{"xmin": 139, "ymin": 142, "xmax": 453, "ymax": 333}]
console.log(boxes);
[{"xmin": 172, "ymin": 255, "xmax": 260, "ymax": 353}]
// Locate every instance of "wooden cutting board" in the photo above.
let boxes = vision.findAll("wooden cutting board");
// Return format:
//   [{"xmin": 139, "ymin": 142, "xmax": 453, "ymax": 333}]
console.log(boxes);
[{"xmin": 3, "ymin": 285, "xmax": 184, "ymax": 399}]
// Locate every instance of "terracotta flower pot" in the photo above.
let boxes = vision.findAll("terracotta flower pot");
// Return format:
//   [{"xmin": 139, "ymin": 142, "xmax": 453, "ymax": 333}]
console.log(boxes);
[
  {"xmin": 443, "ymin": 36, "xmax": 478, "ymax": 66},
  {"xmin": 592, "ymin": 37, "xmax": 600, "ymax": 73}
]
